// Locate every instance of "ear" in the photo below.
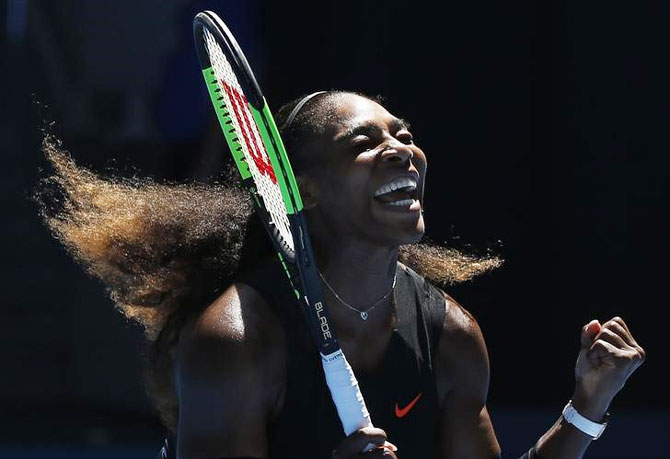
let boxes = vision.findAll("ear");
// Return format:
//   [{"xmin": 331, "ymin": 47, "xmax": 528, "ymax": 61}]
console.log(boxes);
[{"xmin": 297, "ymin": 176, "xmax": 319, "ymax": 210}]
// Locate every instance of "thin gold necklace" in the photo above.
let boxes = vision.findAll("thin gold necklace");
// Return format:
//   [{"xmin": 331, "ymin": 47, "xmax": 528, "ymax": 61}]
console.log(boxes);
[{"xmin": 318, "ymin": 271, "xmax": 396, "ymax": 320}]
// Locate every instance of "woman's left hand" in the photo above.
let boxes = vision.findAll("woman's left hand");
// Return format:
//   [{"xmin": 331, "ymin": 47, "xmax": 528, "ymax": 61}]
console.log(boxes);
[{"xmin": 572, "ymin": 317, "xmax": 646, "ymax": 418}]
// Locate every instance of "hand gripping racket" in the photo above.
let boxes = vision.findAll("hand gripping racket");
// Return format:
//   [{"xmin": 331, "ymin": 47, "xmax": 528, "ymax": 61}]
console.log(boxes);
[{"xmin": 193, "ymin": 11, "xmax": 372, "ymax": 437}]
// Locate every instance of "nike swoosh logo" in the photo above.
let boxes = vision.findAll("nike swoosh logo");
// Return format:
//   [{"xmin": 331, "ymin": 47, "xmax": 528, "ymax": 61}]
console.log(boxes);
[{"xmin": 394, "ymin": 392, "xmax": 423, "ymax": 418}]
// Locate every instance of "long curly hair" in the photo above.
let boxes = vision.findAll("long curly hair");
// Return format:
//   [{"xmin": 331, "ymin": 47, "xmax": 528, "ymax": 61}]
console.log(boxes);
[{"xmin": 35, "ymin": 91, "xmax": 502, "ymax": 431}]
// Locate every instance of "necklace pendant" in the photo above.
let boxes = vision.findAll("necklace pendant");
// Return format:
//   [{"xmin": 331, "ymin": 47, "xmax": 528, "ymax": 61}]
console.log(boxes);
[{"xmin": 360, "ymin": 311, "xmax": 368, "ymax": 320}]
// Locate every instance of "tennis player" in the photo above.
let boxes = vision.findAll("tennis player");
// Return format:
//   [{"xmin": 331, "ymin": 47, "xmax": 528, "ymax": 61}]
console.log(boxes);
[{"xmin": 38, "ymin": 91, "xmax": 645, "ymax": 458}]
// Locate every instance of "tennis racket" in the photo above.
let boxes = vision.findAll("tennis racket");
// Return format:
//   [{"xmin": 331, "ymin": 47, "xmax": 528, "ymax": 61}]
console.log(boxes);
[{"xmin": 193, "ymin": 11, "xmax": 372, "ymax": 437}]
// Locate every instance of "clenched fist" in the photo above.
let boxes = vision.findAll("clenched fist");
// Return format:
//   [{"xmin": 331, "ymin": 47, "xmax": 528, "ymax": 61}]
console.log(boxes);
[{"xmin": 572, "ymin": 317, "xmax": 646, "ymax": 419}]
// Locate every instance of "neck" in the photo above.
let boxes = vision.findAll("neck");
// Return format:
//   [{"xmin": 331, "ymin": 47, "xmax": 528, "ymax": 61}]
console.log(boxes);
[{"xmin": 314, "ymin": 235, "xmax": 399, "ymax": 331}]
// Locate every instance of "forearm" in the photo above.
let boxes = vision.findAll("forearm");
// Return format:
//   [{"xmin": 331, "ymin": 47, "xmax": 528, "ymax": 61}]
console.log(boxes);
[{"xmin": 530, "ymin": 392, "xmax": 610, "ymax": 459}]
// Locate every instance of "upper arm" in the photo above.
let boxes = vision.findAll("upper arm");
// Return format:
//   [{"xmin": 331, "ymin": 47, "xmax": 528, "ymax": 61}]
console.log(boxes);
[
  {"xmin": 435, "ymin": 293, "xmax": 501, "ymax": 459},
  {"xmin": 175, "ymin": 283, "xmax": 285, "ymax": 459}
]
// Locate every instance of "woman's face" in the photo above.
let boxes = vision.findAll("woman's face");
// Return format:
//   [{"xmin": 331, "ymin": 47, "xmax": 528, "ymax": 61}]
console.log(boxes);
[{"xmin": 301, "ymin": 93, "xmax": 427, "ymax": 247}]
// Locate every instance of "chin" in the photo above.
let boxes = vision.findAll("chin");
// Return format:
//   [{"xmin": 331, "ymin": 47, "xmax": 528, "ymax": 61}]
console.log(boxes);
[
  {"xmin": 400, "ymin": 226, "xmax": 425, "ymax": 245},
  {"xmin": 381, "ymin": 218, "xmax": 425, "ymax": 247}
]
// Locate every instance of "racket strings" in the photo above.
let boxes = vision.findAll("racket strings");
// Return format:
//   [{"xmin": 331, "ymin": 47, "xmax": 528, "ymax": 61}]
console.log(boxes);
[{"xmin": 203, "ymin": 29, "xmax": 294, "ymax": 255}]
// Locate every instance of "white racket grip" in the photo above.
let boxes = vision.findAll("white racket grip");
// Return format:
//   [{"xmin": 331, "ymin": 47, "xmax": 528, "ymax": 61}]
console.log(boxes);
[{"xmin": 321, "ymin": 349, "xmax": 373, "ymax": 435}]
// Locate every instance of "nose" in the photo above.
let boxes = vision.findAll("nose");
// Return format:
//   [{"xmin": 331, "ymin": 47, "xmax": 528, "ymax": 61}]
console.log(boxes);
[{"xmin": 379, "ymin": 143, "xmax": 414, "ymax": 164}]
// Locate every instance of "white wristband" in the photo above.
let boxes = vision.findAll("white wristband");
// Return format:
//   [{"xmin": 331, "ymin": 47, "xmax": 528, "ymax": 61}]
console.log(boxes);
[{"xmin": 561, "ymin": 400, "xmax": 609, "ymax": 440}]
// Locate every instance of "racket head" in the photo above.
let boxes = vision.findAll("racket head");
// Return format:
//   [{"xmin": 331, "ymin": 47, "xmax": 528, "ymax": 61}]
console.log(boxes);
[
  {"xmin": 193, "ymin": 10, "xmax": 339, "ymax": 354},
  {"xmin": 193, "ymin": 11, "xmax": 263, "ymax": 109},
  {"xmin": 193, "ymin": 11, "xmax": 300, "ymax": 263}
]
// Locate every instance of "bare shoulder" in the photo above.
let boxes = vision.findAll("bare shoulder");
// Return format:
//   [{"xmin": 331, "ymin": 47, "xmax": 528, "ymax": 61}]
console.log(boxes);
[
  {"xmin": 441, "ymin": 292, "xmax": 485, "ymax": 350},
  {"xmin": 177, "ymin": 281, "xmax": 285, "ymax": 380},
  {"xmin": 435, "ymin": 290, "xmax": 490, "ymax": 402},
  {"xmin": 175, "ymin": 282, "xmax": 286, "ymax": 456}
]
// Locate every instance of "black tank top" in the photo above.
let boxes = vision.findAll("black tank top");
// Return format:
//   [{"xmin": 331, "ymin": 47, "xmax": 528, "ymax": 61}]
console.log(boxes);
[
  {"xmin": 239, "ymin": 258, "xmax": 447, "ymax": 458},
  {"xmin": 160, "ymin": 258, "xmax": 447, "ymax": 458}
]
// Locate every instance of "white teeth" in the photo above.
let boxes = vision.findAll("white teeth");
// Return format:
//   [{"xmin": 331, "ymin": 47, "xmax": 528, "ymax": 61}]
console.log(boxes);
[
  {"xmin": 388, "ymin": 199, "xmax": 415, "ymax": 206},
  {"xmin": 374, "ymin": 177, "xmax": 418, "ymax": 197}
]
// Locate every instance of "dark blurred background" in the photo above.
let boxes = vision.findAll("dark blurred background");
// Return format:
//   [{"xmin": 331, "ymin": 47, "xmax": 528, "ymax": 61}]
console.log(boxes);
[{"xmin": 2, "ymin": 0, "xmax": 668, "ymax": 457}]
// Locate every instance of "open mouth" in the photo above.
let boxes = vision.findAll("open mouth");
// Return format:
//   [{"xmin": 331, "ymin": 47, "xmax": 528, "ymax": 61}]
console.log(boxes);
[{"xmin": 373, "ymin": 176, "xmax": 420, "ymax": 207}]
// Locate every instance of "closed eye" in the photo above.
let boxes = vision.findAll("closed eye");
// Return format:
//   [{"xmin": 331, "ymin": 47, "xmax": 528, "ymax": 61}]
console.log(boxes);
[
  {"xmin": 396, "ymin": 130, "xmax": 414, "ymax": 144},
  {"xmin": 351, "ymin": 136, "xmax": 375, "ymax": 153}
]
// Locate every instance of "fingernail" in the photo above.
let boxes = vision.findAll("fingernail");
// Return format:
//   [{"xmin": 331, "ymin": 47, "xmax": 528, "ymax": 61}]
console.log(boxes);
[{"xmin": 383, "ymin": 441, "xmax": 398, "ymax": 452}]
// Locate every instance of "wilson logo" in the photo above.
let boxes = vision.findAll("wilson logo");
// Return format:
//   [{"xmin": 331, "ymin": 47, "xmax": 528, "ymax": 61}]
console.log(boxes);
[{"xmin": 220, "ymin": 80, "xmax": 277, "ymax": 184}]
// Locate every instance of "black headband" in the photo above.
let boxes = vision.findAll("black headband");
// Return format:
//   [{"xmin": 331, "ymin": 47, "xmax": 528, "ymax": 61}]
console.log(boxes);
[{"xmin": 284, "ymin": 91, "xmax": 327, "ymax": 129}]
